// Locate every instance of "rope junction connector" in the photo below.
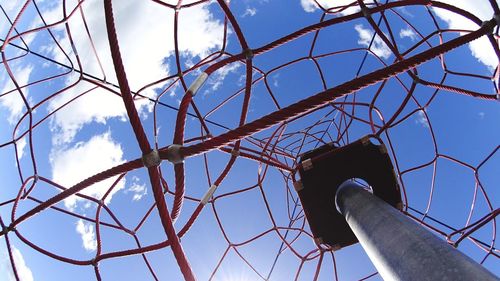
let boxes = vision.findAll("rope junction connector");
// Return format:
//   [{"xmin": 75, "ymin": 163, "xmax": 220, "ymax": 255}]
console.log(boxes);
[
  {"xmin": 482, "ymin": 16, "xmax": 498, "ymax": 34},
  {"xmin": 411, "ymin": 74, "xmax": 421, "ymax": 84},
  {"xmin": 164, "ymin": 144, "xmax": 184, "ymax": 164},
  {"xmin": 231, "ymin": 149, "xmax": 240, "ymax": 157},
  {"xmin": 244, "ymin": 48, "xmax": 254, "ymax": 60},
  {"xmin": 142, "ymin": 149, "xmax": 162, "ymax": 168},
  {"xmin": 1, "ymin": 225, "xmax": 15, "ymax": 235},
  {"xmin": 361, "ymin": 6, "xmax": 372, "ymax": 18}
]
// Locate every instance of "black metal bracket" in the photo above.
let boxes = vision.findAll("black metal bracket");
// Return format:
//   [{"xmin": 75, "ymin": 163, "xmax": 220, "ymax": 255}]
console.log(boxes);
[{"xmin": 296, "ymin": 136, "xmax": 402, "ymax": 249}]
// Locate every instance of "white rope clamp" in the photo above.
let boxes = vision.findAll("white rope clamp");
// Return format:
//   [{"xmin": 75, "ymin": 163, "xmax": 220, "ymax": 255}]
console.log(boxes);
[
  {"xmin": 187, "ymin": 72, "xmax": 208, "ymax": 96},
  {"xmin": 164, "ymin": 144, "xmax": 184, "ymax": 164},
  {"xmin": 142, "ymin": 149, "xmax": 161, "ymax": 168},
  {"xmin": 201, "ymin": 184, "xmax": 218, "ymax": 205}
]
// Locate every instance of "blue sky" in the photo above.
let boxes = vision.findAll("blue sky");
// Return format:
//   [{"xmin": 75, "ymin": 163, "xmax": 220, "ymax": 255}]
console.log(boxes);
[{"xmin": 0, "ymin": 0, "xmax": 499, "ymax": 280}]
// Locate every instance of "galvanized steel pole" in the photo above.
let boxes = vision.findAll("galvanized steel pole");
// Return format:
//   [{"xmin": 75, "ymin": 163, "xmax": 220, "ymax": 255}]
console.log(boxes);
[{"xmin": 335, "ymin": 180, "xmax": 499, "ymax": 281}]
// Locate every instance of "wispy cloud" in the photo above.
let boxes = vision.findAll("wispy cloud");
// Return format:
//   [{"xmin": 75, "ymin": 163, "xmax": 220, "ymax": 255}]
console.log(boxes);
[
  {"xmin": 16, "ymin": 136, "xmax": 27, "ymax": 159},
  {"xmin": 125, "ymin": 176, "xmax": 147, "ymax": 201},
  {"xmin": 272, "ymin": 73, "xmax": 280, "ymax": 88},
  {"xmin": 0, "ymin": 64, "xmax": 33, "ymax": 125},
  {"xmin": 242, "ymin": 7, "xmax": 257, "ymax": 17},
  {"xmin": 76, "ymin": 219, "xmax": 97, "ymax": 252},
  {"xmin": 399, "ymin": 28, "xmax": 417, "ymax": 41},
  {"xmin": 354, "ymin": 24, "xmax": 392, "ymax": 60},
  {"xmin": 206, "ymin": 63, "xmax": 242, "ymax": 92},
  {"xmin": 415, "ymin": 110, "xmax": 429, "ymax": 128},
  {"xmin": 0, "ymin": 246, "xmax": 34, "ymax": 281}
]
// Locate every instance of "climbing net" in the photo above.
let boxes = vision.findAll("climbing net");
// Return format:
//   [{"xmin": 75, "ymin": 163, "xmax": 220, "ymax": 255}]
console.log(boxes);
[{"xmin": 1, "ymin": 0, "xmax": 499, "ymax": 280}]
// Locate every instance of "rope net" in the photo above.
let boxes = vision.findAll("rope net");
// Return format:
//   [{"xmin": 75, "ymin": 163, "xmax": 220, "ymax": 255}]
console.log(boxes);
[{"xmin": 1, "ymin": 0, "xmax": 499, "ymax": 280}]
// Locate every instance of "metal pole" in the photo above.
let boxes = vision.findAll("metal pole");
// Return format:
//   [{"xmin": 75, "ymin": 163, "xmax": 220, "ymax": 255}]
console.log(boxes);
[{"xmin": 335, "ymin": 180, "xmax": 499, "ymax": 281}]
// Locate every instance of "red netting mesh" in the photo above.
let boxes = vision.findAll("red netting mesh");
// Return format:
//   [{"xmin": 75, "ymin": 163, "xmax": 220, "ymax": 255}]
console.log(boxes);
[{"xmin": 1, "ymin": 0, "xmax": 499, "ymax": 280}]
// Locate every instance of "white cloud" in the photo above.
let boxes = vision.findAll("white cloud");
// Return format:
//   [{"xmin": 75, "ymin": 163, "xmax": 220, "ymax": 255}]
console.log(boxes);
[
  {"xmin": 1, "ymin": 2, "xmax": 24, "ymax": 16},
  {"xmin": 76, "ymin": 219, "xmax": 97, "ymax": 251},
  {"xmin": 48, "ymin": 78, "xmax": 131, "ymax": 145},
  {"xmin": 207, "ymin": 63, "xmax": 242, "ymax": 92},
  {"xmin": 298, "ymin": 0, "xmax": 498, "ymax": 70},
  {"xmin": 354, "ymin": 24, "xmax": 392, "ymax": 59},
  {"xmin": 16, "ymin": 136, "xmax": 27, "ymax": 159},
  {"xmin": 432, "ymin": 0, "xmax": 498, "ymax": 70},
  {"xmin": 300, "ymin": 0, "xmax": 374, "ymax": 15},
  {"xmin": 300, "ymin": 0, "xmax": 318, "ymax": 13},
  {"xmin": 415, "ymin": 110, "xmax": 429, "ymax": 128},
  {"xmin": 399, "ymin": 28, "xmax": 417, "ymax": 41},
  {"xmin": 125, "ymin": 176, "xmax": 147, "ymax": 201},
  {"xmin": 33, "ymin": 0, "xmax": 224, "ymax": 144},
  {"xmin": 272, "ymin": 73, "xmax": 280, "ymax": 88},
  {"xmin": 242, "ymin": 8, "xmax": 257, "ymax": 17},
  {"xmin": 0, "ymin": 246, "xmax": 34, "ymax": 281},
  {"xmin": 50, "ymin": 132, "xmax": 126, "ymax": 210},
  {"xmin": 0, "ymin": 65, "xmax": 33, "ymax": 125},
  {"xmin": 12, "ymin": 247, "xmax": 34, "ymax": 281}
]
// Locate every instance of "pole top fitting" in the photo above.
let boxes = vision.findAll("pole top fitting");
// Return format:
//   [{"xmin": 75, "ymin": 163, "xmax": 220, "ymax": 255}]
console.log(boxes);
[
  {"xmin": 164, "ymin": 144, "xmax": 184, "ymax": 164},
  {"xmin": 335, "ymin": 180, "xmax": 359, "ymax": 213},
  {"xmin": 142, "ymin": 149, "xmax": 162, "ymax": 168},
  {"xmin": 295, "ymin": 136, "xmax": 402, "ymax": 249}
]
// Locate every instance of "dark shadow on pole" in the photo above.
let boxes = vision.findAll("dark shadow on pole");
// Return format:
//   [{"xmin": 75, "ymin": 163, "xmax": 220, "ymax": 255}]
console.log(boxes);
[{"xmin": 335, "ymin": 180, "xmax": 499, "ymax": 281}]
